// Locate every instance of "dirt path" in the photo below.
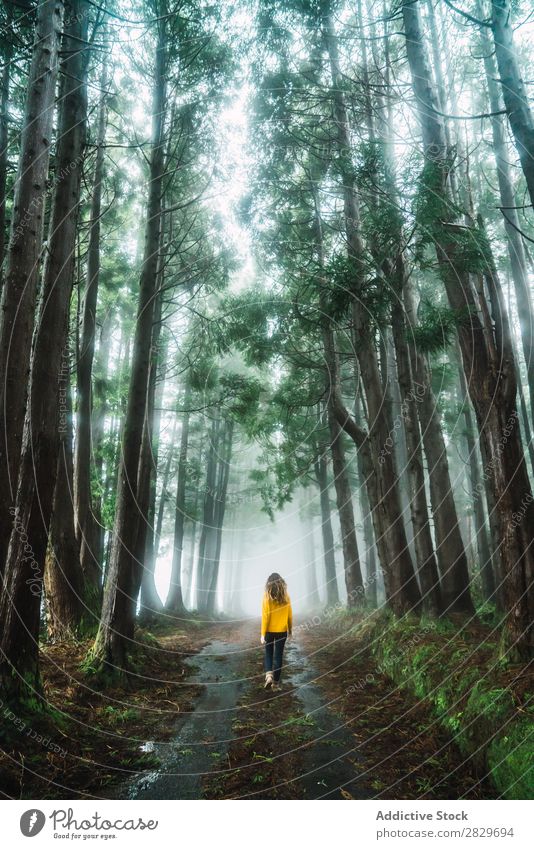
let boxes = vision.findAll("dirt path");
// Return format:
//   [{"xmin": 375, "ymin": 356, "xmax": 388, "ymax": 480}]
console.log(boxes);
[
  {"xmin": 3, "ymin": 616, "xmax": 496, "ymax": 800},
  {"xmin": 107, "ymin": 618, "xmax": 494, "ymax": 801},
  {"xmin": 109, "ymin": 620, "xmax": 364, "ymax": 800},
  {"xmin": 110, "ymin": 637, "xmax": 247, "ymax": 799}
]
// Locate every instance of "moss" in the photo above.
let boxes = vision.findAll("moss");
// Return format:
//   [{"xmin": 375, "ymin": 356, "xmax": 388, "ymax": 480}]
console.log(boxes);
[
  {"xmin": 364, "ymin": 614, "xmax": 533, "ymax": 799},
  {"xmin": 488, "ymin": 720, "xmax": 534, "ymax": 799}
]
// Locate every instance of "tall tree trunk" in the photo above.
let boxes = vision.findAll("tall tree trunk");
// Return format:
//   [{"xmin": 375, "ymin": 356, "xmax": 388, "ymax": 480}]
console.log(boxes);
[
  {"xmin": 404, "ymin": 280, "xmax": 474, "ymax": 613},
  {"xmin": 0, "ymin": 28, "xmax": 12, "ymax": 288},
  {"xmin": 314, "ymin": 449, "xmax": 340, "ymax": 607},
  {"xmin": 353, "ymin": 395, "xmax": 378, "ymax": 606},
  {"xmin": 89, "ymin": 18, "xmax": 167, "ymax": 674},
  {"xmin": 45, "ymin": 369, "xmax": 86, "ymax": 640},
  {"xmin": 0, "ymin": 0, "xmax": 87, "ymax": 704},
  {"xmin": 302, "ymin": 505, "xmax": 321, "ymax": 608},
  {"xmin": 323, "ymin": 8, "xmax": 421, "ymax": 615},
  {"xmin": 139, "ymin": 341, "xmax": 169, "ymax": 619},
  {"xmin": 327, "ymin": 406, "xmax": 364, "ymax": 607},
  {"xmin": 0, "ymin": 0, "xmax": 63, "ymax": 578},
  {"xmin": 325, "ymin": 378, "xmax": 364, "ymax": 603},
  {"xmin": 184, "ymin": 472, "xmax": 201, "ymax": 610},
  {"xmin": 402, "ymin": 0, "xmax": 534, "ymax": 659},
  {"xmin": 90, "ymin": 308, "xmax": 114, "ymax": 577},
  {"xmin": 490, "ymin": 0, "xmax": 534, "ymax": 210},
  {"xmin": 455, "ymin": 340, "xmax": 496, "ymax": 601},
  {"xmin": 74, "ymin": 60, "xmax": 108, "ymax": 606},
  {"xmin": 166, "ymin": 401, "xmax": 191, "ymax": 613},
  {"xmin": 196, "ymin": 415, "xmax": 219, "ymax": 612},
  {"xmin": 206, "ymin": 420, "xmax": 233, "ymax": 616},
  {"xmin": 128, "ymin": 285, "xmax": 165, "ymax": 625},
  {"xmin": 391, "ymin": 295, "xmax": 442, "ymax": 616},
  {"xmin": 312, "ymin": 190, "xmax": 364, "ymax": 607},
  {"xmin": 142, "ymin": 414, "xmax": 175, "ymax": 615},
  {"xmin": 478, "ymin": 3, "xmax": 534, "ymax": 425}
]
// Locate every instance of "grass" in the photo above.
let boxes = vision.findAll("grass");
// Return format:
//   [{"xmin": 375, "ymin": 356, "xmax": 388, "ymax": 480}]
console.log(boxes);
[{"xmin": 365, "ymin": 610, "xmax": 533, "ymax": 799}]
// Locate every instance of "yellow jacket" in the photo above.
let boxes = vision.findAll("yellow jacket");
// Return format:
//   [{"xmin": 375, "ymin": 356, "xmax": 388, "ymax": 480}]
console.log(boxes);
[{"xmin": 261, "ymin": 593, "xmax": 293, "ymax": 637}]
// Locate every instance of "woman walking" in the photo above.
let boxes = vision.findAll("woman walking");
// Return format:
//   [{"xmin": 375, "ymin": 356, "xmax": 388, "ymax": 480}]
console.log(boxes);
[{"xmin": 261, "ymin": 573, "xmax": 293, "ymax": 690}]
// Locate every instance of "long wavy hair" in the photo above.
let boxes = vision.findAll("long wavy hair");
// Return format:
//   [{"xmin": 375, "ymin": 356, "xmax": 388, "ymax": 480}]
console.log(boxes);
[{"xmin": 265, "ymin": 573, "xmax": 289, "ymax": 604}]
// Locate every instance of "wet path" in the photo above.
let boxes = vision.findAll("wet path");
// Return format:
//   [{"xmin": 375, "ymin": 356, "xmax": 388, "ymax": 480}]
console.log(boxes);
[
  {"xmin": 287, "ymin": 639, "xmax": 369, "ymax": 799},
  {"xmin": 113, "ymin": 638, "xmax": 246, "ymax": 800},
  {"xmin": 112, "ymin": 624, "xmax": 366, "ymax": 800}
]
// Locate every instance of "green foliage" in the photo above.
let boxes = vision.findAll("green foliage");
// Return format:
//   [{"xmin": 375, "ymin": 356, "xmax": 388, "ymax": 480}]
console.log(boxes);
[
  {"xmin": 220, "ymin": 372, "xmax": 263, "ymax": 423},
  {"xmin": 488, "ymin": 720, "xmax": 534, "ymax": 800},
  {"xmin": 413, "ymin": 156, "xmax": 460, "ymax": 256},
  {"xmin": 369, "ymin": 615, "xmax": 533, "ymax": 799},
  {"xmin": 324, "ymin": 253, "xmax": 389, "ymax": 325},
  {"xmin": 411, "ymin": 301, "xmax": 459, "ymax": 353}
]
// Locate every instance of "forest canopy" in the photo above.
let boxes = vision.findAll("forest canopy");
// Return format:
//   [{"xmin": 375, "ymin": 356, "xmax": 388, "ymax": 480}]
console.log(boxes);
[{"xmin": 0, "ymin": 0, "xmax": 533, "ymax": 799}]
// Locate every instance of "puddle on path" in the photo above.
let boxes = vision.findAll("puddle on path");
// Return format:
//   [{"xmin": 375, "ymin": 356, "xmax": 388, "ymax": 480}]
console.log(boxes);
[
  {"xmin": 110, "ymin": 635, "xmax": 366, "ymax": 800},
  {"xmin": 110, "ymin": 639, "xmax": 247, "ymax": 800}
]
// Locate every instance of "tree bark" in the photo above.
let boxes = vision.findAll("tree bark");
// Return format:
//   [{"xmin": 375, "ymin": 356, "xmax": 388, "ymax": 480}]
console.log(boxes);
[
  {"xmin": 402, "ymin": 0, "xmax": 534, "ymax": 658},
  {"xmin": 355, "ymin": 396, "xmax": 378, "ymax": 605},
  {"xmin": 455, "ymin": 339, "xmax": 496, "ymax": 601},
  {"xmin": 302, "ymin": 505, "xmax": 321, "ymax": 608},
  {"xmin": 327, "ymin": 405, "xmax": 364, "ymax": 607},
  {"xmin": 74, "ymin": 60, "xmax": 108, "ymax": 604},
  {"xmin": 490, "ymin": 0, "xmax": 534, "ymax": 210},
  {"xmin": 312, "ymin": 187, "xmax": 364, "ymax": 607},
  {"xmin": 323, "ymin": 9, "xmax": 421, "ymax": 615},
  {"xmin": 0, "ymin": 0, "xmax": 64, "ymax": 579},
  {"xmin": 44, "ymin": 370, "xmax": 86, "ymax": 640},
  {"xmin": 478, "ymin": 2, "xmax": 534, "ymax": 426},
  {"xmin": 166, "ymin": 401, "xmax": 190, "ymax": 613},
  {"xmin": 404, "ymin": 280, "xmax": 474, "ymax": 613},
  {"xmin": 0, "ymin": 28, "xmax": 12, "ymax": 288},
  {"xmin": 391, "ymin": 295, "xmax": 442, "ymax": 616},
  {"xmin": 313, "ymin": 450, "xmax": 340, "ymax": 607},
  {"xmin": 196, "ymin": 414, "xmax": 219, "ymax": 612},
  {"xmin": 0, "ymin": 0, "xmax": 87, "ymax": 704},
  {"xmin": 89, "ymin": 17, "xmax": 167, "ymax": 674},
  {"xmin": 128, "ymin": 284, "xmax": 165, "ymax": 625},
  {"xmin": 206, "ymin": 420, "xmax": 233, "ymax": 616}
]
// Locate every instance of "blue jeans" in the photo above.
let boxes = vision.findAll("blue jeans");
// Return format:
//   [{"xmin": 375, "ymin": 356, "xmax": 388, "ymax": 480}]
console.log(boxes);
[{"xmin": 264, "ymin": 631, "xmax": 287, "ymax": 683}]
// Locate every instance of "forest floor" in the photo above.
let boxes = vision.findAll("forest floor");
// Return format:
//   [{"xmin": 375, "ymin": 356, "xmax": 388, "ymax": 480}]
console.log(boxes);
[{"xmin": 0, "ymin": 615, "xmax": 499, "ymax": 800}]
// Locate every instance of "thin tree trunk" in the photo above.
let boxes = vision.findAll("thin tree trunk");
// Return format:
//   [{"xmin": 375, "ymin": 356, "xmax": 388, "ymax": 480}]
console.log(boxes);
[
  {"xmin": 455, "ymin": 339, "xmax": 496, "ymax": 601},
  {"xmin": 0, "ymin": 30, "xmax": 12, "ymax": 288},
  {"xmin": 314, "ymin": 448, "xmax": 340, "ymax": 607},
  {"xmin": 404, "ymin": 279, "xmax": 474, "ymax": 613},
  {"xmin": 0, "ymin": 0, "xmax": 64, "ymax": 578},
  {"xmin": 490, "ymin": 0, "xmax": 534, "ymax": 210},
  {"xmin": 185, "ymin": 476, "xmax": 201, "ymax": 610},
  {"xmin": 0, "ymin": 0, "xmax": 87, "ymax": 704},
  {"xmin": 139, "ymin": 346, "xmax": 169, "ymax": 618},
  {"xmin": 323, "ymin": 8, "xmax": 421, "ymax": 615},
  {"xmin": 302, "ymin": 506, "xmax": 321, "ymax": 608},
  {"xmin": 391, "ymin": 297, "xmax": 442, "ymax": 616},
  {"xmin": 327, "ymin": 406, "xmax": 364, "ymax": 607},
  {"xmin": 206, "ymin": 420, "xmax": 234, "ymax": 616},
  {"xmin": 74, "ymin": 60, "xmax": 108, "ymax": 601},
  {"xmin": 403, "ymin": 0, "xmax": 534, "ymax": 659},
  {"xmin": 89, "ymin": 17, "xmax": 167, "ymax": 674},
  {"xmin": 129, "ymin": 285, "xmax": 165, "ymax": 624},
  {"xmin": 45, "ymin": 370, "xmax": 86, "ymax": 640},
  {"xmin": 196, "ymin": 415, "xmax": 219, "ymax": 611},
  {"xmin": 355, "ymin": 396, "xmax": 378, "ymax": 606},
  {"xmin": 166, "ymin": 400, "xmax": 191, "ymax": 613},
  {"xmin": 477, "ymin": 3, "xmax": 534, "ymax": 426},
  {"xmin": 90, "ymin": 309, "xmax": 114, "ymax": 587},
  {"xmin": 312, "ymin": 189, "xmax": 364, "ymax": 607}
]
